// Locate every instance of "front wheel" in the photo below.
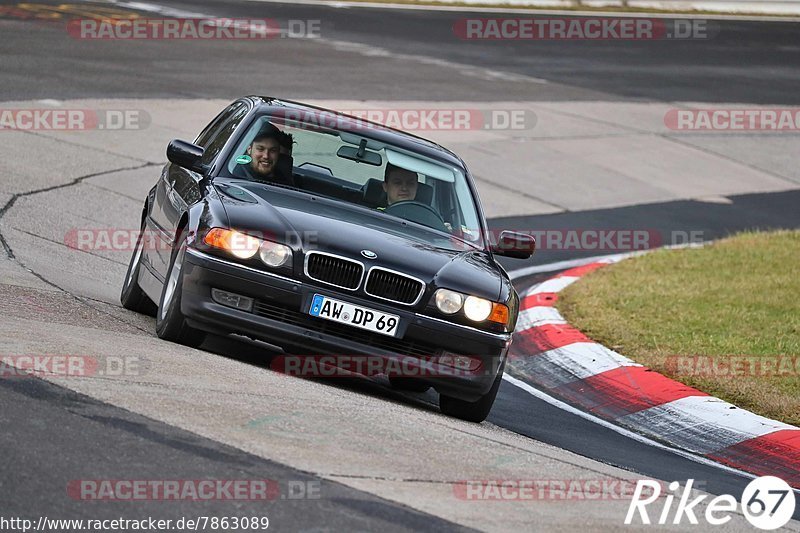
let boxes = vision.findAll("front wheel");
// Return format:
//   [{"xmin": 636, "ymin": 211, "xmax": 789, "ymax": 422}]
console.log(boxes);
[
  {"xmin": 439, "ymin": 359, "xmax": 505, "ymax": 423},
  {"xmin": 155, "ymin": 229, "xmax": 206, "ymax": 348},
  {"xmin": 120, "ymin": 220, "xmax": 157, "ymax": 316}
]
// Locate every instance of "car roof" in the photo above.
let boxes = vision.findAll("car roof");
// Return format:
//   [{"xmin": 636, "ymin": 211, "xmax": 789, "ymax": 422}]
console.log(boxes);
[{"xmin": 246, "ymin": 96, "xmax": 467, "ymax": 170}]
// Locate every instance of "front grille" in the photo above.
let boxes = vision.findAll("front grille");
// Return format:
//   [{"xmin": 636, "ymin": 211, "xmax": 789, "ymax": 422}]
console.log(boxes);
[
  {"xmin": 305, "ymin": 252, "xmax": 363, "ymax": 290},
  {"xmin": 365, "ymin": 268, "xmax": 425, "ymax": 305},
  {"xmin": 253, "ymin": 300, "xmax": 441, "ymax": 359}
]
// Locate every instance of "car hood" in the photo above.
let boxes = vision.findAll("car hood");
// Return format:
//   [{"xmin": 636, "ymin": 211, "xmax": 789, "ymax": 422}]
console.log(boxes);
[{"xmin": 214, "ymin": 180, "xmax": 502, "ymax": 301}]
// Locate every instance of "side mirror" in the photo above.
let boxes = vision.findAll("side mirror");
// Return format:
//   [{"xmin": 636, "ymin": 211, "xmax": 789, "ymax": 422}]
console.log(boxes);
[
  {"xmin": 167, "ymin": 139, "xmax": 204, "ymax": 171},
  {"xmin": 492, "ymin": 230, "xmax": 535, "ymax": 259}
]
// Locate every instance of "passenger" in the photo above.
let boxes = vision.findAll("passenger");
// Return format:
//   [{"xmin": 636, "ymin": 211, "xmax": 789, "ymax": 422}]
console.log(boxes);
[
  {"xmin": 381, "ymin": 163, "xmax": 418, "ymax": 208},
  {"xmin": 274, "ymin": 130, "xmax": 296, "ymax": 185},
  {"xmin": 233, "ymin": 125, "xmax": 295, "ymax": 187},
  {"xmin": 278, "ymin": 131, "xmax": 294, "ymax": 156}
]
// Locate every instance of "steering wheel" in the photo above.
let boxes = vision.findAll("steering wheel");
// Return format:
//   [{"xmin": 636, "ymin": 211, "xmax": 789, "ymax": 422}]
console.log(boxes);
[{"xmin": 383, "ymin": 201, "xmax": 448, "ymax": 232}]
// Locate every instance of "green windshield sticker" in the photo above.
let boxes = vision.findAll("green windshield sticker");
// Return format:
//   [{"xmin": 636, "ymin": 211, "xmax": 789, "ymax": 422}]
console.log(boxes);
[{"xmin": 236, "ymin": 155, "xmax": 252, "ymax": 164}]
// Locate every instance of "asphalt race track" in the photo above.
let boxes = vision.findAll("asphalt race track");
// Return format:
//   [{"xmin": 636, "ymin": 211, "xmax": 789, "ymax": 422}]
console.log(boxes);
[
  {"xmin": 2, "ymin": 0, "xmax": 800, "ymax": 103},
  {"xmin": 1, "ymin": 0, "xmax": 799, "ymax": 530}
]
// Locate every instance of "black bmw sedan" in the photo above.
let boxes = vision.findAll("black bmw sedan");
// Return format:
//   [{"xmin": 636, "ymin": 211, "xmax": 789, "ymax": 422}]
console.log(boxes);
[{"xmin": 121, "ymin": 96, "xmax": 534, "ymax": 422}]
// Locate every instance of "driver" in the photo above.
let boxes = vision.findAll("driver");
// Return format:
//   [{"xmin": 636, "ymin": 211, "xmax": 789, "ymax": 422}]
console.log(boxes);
[
  {"xmin": 382, "ymin": 163, "xmax": 418, "ymax": 207},
  {"xmin": 377, "ymin": 165, "xmax": 460, "ymax": 236}
]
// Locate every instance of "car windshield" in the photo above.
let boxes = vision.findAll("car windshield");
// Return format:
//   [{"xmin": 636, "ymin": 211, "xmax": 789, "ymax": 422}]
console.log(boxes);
[{"xmin": 220, "ymin": 113, "xmax": 485, "ymax": 251}]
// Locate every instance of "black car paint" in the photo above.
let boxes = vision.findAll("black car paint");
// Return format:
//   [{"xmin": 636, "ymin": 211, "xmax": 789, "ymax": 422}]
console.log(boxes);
[
  {"xmin": 136, "ymin": 97, "xmax": 525, "ymax": 404},
  {"xmin": 217, "ymin": 180, "xmax": 505, "ymax": 303}
]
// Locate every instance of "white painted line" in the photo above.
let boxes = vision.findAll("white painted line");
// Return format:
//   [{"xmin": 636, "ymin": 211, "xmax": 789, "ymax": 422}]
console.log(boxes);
[
  {"xmin": 508, "ymin": 242, "xmax": 710, "ymax": 281},
  {"xmin": 324, "ymin": 39, "xmax": 547, "ymax": 84},
  {"xmin": 618, "ymin": 396, "xmax": 799, "ymax": 455},
  {"xmin": 109, "ymin": 0, "xmax": 548, "ymax": 85},
  {"xmin": 524, "ymin": 275, "xmax": 580, "ymax": 295},
  {"xmin": 508, "ymin": 252, "xmax": 640, "ymax": 280},
  {"xmin": 501, "ymin": 374, "xmax": 768, "ymax": 483},
  {"xmin": 516, "ymin": 306, "xmax": 566, "ymax": 329}
]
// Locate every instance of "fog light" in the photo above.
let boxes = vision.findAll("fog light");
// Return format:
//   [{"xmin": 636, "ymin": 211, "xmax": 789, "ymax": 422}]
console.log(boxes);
[{"xmin": 211, "ymin": 288, "xmax": 253, "ymax": 312}]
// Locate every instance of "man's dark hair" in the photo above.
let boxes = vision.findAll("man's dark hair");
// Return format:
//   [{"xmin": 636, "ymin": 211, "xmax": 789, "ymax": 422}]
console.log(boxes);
[
  {"xmin": 252, "ymin": 122, "xmax": 281, "ymax": 144},
  {"xmin": 384, "ymin": 163, "xmax": 415, "ymax": 182}
]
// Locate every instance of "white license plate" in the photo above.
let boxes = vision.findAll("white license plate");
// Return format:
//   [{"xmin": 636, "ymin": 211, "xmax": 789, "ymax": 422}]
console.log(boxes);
[{"xmin": 309, "ymin": 294, "xmax": 400, "ymax": 337}]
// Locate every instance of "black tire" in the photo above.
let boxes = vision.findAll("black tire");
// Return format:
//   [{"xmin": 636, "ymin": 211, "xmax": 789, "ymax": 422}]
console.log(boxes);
[
  {"xmin": 389, "ymin": 377, "xmax": 430, "ymax": 393},
  {"xmin": 155, "ymin": 228, "xmax": 206, "ymax": 348},
  {"xmin": 120, "ymin": 221, "xmax": 157, "ymax": 316},
  {"xmin": 439, "ymin": 359, "xmax": 505, "ymax": 423}
]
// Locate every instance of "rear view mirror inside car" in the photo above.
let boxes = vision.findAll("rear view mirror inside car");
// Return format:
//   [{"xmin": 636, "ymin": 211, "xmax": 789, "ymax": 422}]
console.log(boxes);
[{"xmin": 337, "ymin": 144, "xmax": 382, "ymax": 166}]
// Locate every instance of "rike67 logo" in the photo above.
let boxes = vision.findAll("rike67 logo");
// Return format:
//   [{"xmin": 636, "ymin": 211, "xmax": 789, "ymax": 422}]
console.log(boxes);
[{"xmin": 626, "ymin": 477, "xmax": 796, "ymax": 530}]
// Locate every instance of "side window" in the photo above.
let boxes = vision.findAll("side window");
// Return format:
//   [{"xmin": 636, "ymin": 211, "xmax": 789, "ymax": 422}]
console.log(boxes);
[
  {"xmin": 195, "ymin": 103, "xmax": 239, "ymax": 147},
  {"xmin": 194, "ymin": 102, "xmax": 249, "ymax": 165}
]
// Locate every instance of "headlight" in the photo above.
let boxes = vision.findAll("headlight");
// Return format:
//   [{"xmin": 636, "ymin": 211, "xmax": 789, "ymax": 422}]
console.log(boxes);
[
  {"xmin": 259, "ymin": 240, "xmax": 292, "ymax": 267},
  {"xmin": 463, "ymin": 295, "xmax": 492, "ymax": 322},
  {"xmin": 433, "ymin": 289, "xmax": 510, "ymax": 330},
  {"xmin": 204, "ymin": 228, "xmax": 291, "ymax": 268},
  {"xmin": 230, "ymin": 232, "xmax": 261, "ymax": 259},
  {"xmin": 204, "ymin": 228, "xmax": 260, "ymax": 259},
  {"xmin": 435, "ymin": 289, "xmax": 464, "ymax": 314}
]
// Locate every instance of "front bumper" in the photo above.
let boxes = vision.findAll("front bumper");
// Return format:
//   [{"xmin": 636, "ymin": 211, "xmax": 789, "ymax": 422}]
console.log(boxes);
[{"xmin": 181, "ymin": 248, "xmax": 511, "ymax": 401}]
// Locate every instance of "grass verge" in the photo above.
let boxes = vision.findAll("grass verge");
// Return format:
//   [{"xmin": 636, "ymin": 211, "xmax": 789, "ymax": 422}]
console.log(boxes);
[{"xmin": 557, "ymin": 230, "xmax": 800, "ymax": 426}]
